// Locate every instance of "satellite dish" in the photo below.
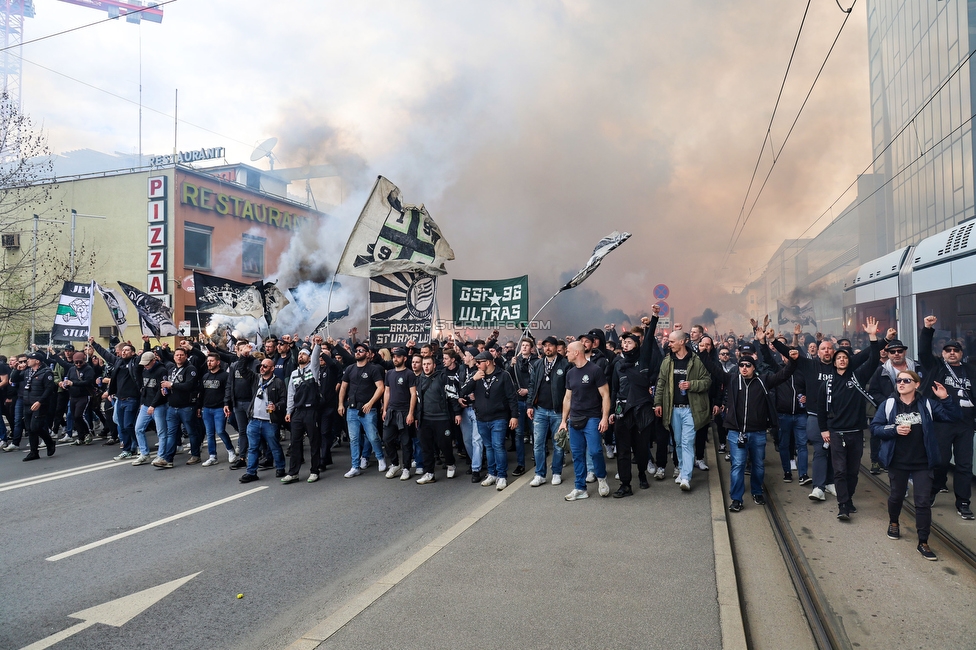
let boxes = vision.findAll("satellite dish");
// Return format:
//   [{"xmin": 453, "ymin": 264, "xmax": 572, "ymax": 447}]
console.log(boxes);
[{"xmin": 250, "ymin": 137, "xmax": 278, "ymax": 170}]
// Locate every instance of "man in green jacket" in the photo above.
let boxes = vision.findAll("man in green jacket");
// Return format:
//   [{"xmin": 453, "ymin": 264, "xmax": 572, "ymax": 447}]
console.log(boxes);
[{"xmin": 654, "ymin": 330, "xmax": 711, "ymax": 491}]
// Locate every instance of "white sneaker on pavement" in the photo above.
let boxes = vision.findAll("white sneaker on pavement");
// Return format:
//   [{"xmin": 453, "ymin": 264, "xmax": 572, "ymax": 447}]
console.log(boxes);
[
  {"xmin": 809, "ymin": 487, "xmax": 826, "ymax": 501},
  {"xmin": 673, "ymin": 467, "xmax": 680, "ymax": 478},
  {"xmin": 360, "ymin": 457, "xmax": 369, "ymax": 470},
  {"xmin": 654, "ymin": 467, "xmax": 666, "ymax": 480},
  {"xmin": 679, "ymin": 479, "xmax": 691, "ymax": 491},
  {"xmin": 529, "ymin": 475, "xmax": 546, "ymax": 487},
  {"xmin": 481, "ymin": 474, "xmax": 497, "ymax": 487},
  {"xmin": 551, "ymin": 474, "xmax": 562, "ymax": 485},
  {"xmin": 585, "ymin": 471, "xmax": 596, "ymax": 484},
  {"xmin": 131, "ymin": 454, "xmax": 150, "ymax": 466},
  {"xmin": 496, "ymin": 477, "xmax": 508, "ymax": 491},
  {"xmin": 378, "ymin": 459, "xmax": 388, "ymax": 472},
  {"xmin": 598, "ymin": 477, "xmax": 610, "ymax": 497},
  {"xmin": 604, "ymin": 444, "xmax": 615, "ymax": 459},
  {"xmin": 647, "ymin": 461, "xmax": 657, "ymax": 474},
  {"xmin": 344, "ymin": 467, "xmax": 362, "ymax": 478},
  {"xmin": 565, "ymin": 488, "xmax": 588, "ymax": 501},
  {"xmin": 417, "ymin": 472, "xmax": 436, "ymax": 484},
  {"xmin": 824, "ymin": 484, "xmax": 837, "ymax": 496},
  {"xmin": 385, "ymin": 464, "xmax": 402, "ymax": 479},
  {"xmin": 415, "ymin": 467, "xmax": 425, "ymax": 475},
  {"xmin": 696, "ymin": 459, "xmax": 709, "ymax": 471},
  {"xmin": 446, "ymin": 465, "xmax": 456, "ymax": 478},
  {"xmin": 202, "ymin": 456, "xmax": 218, "ymax": 467},
  {"xmin": 400, "ymin": 468, "xmax": 411, "ymax": 481},
  {"xmin": 228, "ymin": 452, "xmax": 238, "ymax": 464}
]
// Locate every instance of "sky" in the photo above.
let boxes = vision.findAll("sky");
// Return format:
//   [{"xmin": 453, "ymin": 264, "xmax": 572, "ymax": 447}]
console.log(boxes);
[{"xmin": 16, "ymin": 0, "xmax": 872, "ymax": 335}]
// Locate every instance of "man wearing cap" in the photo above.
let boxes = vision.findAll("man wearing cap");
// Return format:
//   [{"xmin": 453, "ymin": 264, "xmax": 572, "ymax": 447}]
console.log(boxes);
[
  {"xmin": 460, "ymin": 350, "xmax": 519, "ymax": 490},
  {"xmin": 454, "ymin": 348, "xmax": 484, "ymax": 482},
  {"xmin": 868, "ymin": 338, "xmax": 921, "ymax": 474},
  {"xmin": 507, "ymin": 337, "xmax": 537, "ymax": 476},
  {"xmin": 338, "ymin": 341, "xmax": 387, "ymax": 477},
  {"xmin": 282, "ymin": 340, "xmax": 322, "ymax": 483},
  {"xmin": 50, "ymin": 351, "xmax": 96, "ymax": 446},
  {"xmin": 225, "ymin": 341, "xmax": 259, "ymax": 470},
  {"xmin": 527, "ymin": 335, "xmax": 571, "ymax": 486},
  {"xmin": 560, "ymin": 341, "xmax": 612, "ymax": 500},
  {"xmin": 131, "ymin": 351, "xmax": 169, "ymax": 466},
  {"xmin": 22, "ymin": 352, "xmax": 56, "ymax": 460},
  {"xmin": 382, "ymin": 347, "xmax": 417, "ymax": 481},
  {"xmin": 918, "ymin": 316, "xmax": 976, "ymax": 520},
  {"xmin": 50, "ymin": 345, "xmax": 74, "ymax": 442}
]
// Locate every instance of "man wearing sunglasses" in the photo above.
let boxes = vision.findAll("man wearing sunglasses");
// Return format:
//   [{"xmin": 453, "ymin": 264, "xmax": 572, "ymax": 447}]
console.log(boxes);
[
  {"xmin": 918, "ymin": 315, "xmax": 976, "ymax": 520},
  {"xmin": 867, "ymin": 339, "xmax": 922, "ymax": 475},
  {"xmin": 700, "ymin": 336, "xmax": 800, "ymax": 511},
  {"xmin": 51, "ymin": 352, "xmax": 96, "ymax": 446},
  {"xmin": 239, "ymin": 357, "xmax": 287, "ymax": 483}
]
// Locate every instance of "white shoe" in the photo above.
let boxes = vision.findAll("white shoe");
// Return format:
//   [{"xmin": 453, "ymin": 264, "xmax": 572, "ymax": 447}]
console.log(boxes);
[
  {"xmin": 360, "ymin": 457, "xmax": 369, "ymax": 470},
  {"xmin": 378, "ymin": 459, "xmax": 388, "ymax": 472},
  {"xmin": 411, "ymin": 460, "xmax": 417, "ymax": 468},
  {"xmin": 131, "ymin": 454, "xmax": 150, "ymax": 466},
  {"xmin": 647, "ymin": 461, "xmax": 657, "ymax": 475},
  {"xmin": 446, "ymin": 465, "xmax": 456, "ymax": 479},
  {"xmin": 675, "ymin": 476, "xmax": 682, "ymax": 484},
  {"xmin": 696, "ymin": 459, "xmax": 709, "ymax": 471},
  {"xmin": 202, "ymin": 456, "xmax": 218, "ymax": 467},
  {"xmin": 529, "ymin": 475, "xmax": 547, "ymax": 487},
  {"xmin": 228, "ymin": 452, "xmax": 238, "ymax": 464},
  {"xmin": 598, "ymin": 477, "xmax": 610, "ymax": 497},
  {"xmin": 344, "ymin": 467, "xmax": 362, "ymax": 478},
  {"xmin": 113, "ymin": 450, "xmax": 132, "ymax": 461},
  {"xmin": 2, "ymin": 443, "xmax": 17, "ymax": 452},
  {"xmin": 417, "ymin": 472, "xmax": 436, "ymax": 484},
  {"xmin": 614, "ymin": 472, "xmax": 620, "ymax": 480},
  {"xmin": 585, "ymin": 471, "xmax": 596, "ymax": 484},
  {"xmin": 57, "ymin": 434, "xmax": 72, "ymax": 443},
  {"xmin": 679, "ymin": 479, "xmax": 691, "ymax": 491},
  {"xmin": 307, "ymin": 473, "xmax": 319, "ymax": 483},
  {"xmin": 604, "ymin": 444, "xmax": 615, "ymax": 459},
  {"xmin": 385, "ymin": 464, "xmax": 402, "ymax": 479},
  {"xmin": 496, "ymin": 477, "xmax": 508, "ymax": 491},
  {"xmin": 400, "ymin": 469, "xmax": 411, "ymax": 481},
  {"xmin": 280, "ymin": 474, "xmax": 300, "ymax": 484},
  {"xmin": 481, "ymin": 474, "xmax": 497, "ymax": 486},
  {"xmin": 551, "ymin": 474, "xmax": 562, "ymax": 486},
  {"xmin": 654, "ymin": 468, "xmax": 665, "ymax": 480},
  {"xmin": 809, "ymin": 487, "xmax": 826, "ymax": 501},
  {"xmin": 415, "ymin": 467, "xmax": 425, "ymax": 475},
  {"xmin": 565, "ymin": 488, "xmax": 588, "ymax": 501},
  {"xmin": 790, "ymin": 460, "xmax": 798, "ymax": 471},
  {"xmin": 673, "ymin": 467, "xmax": 680, "ymax": 478},
  {"xmin": 824, "ymin": 484, "xmax": 837, "ymax": 496}
]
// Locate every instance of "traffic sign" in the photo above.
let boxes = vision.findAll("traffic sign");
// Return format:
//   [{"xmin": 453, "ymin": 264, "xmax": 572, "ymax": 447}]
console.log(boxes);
[
  {"xmin": 653, "ymin": 284, "xmax": 669, "ymax": 301},
  {"xmin": 655, "ymin": 300, "xmax": 670, "ymax": 316}
]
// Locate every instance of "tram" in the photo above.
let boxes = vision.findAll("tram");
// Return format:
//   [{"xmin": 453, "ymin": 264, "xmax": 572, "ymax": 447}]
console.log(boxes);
[{"xmin": 844, "ymin": 219, "xmax": 976, "ymax": 476}]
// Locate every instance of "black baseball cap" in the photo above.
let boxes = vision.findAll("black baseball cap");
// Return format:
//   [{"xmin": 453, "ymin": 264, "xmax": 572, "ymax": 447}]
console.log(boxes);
[
  {"xmin": 542, "ymin": 336, "xmax": 558, "ymax": 346},
  {"xmin": 944, "ymin": 340, "xmax": 964, "ymax": 351}
]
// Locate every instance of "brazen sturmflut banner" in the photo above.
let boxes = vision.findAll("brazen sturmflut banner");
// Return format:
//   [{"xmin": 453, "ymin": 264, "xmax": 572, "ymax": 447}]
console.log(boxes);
[
  {"xmin": 452, "ymin": 276, "xmax": 528, "ymax": 327},
  {"xmin": 369, "ymin": 271, "xmax": 436, "ymax": 347}
]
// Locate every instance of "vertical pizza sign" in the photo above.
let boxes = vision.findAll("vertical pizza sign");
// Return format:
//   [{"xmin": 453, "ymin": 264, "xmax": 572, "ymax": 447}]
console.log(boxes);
[{"xmin": 147, "ymin": 176, "xmax": 167, "ymax": 296}]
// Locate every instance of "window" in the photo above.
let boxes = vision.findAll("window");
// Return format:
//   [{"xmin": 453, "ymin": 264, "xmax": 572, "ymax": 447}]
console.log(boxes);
[
  {"xmin": 184, "ymin": 223, "xmax": 212, "ymax": 270},
  {"xmin": 242, "ymin": 234, "xmax": 265, "ymax": 277}
]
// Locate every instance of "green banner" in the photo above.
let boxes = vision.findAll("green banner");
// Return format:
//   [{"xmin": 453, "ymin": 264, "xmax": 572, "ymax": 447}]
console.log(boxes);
[{"xmin": 452, "ymin": 276, "xmax": 528, "ymax": 327}]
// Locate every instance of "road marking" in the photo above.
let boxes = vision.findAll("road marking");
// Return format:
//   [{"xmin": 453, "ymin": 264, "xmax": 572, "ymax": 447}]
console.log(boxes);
[
  {"xmin": 287, "ymin": 477, "xmax": 529, "ymax": 649},
  {"xmin": 46, "ymin": 487, "xmax": 267, "ymax": 561},
  {"xmin": 0, "ymin": 461, "xmax": 129, "ymax": 493},
  {"xmin": 21, "ymin": 572, "xmax": 200, "ymax": 650},
  {"xmin": 0, "ymin": 460, "xmax": 118, "ymax": 487}
]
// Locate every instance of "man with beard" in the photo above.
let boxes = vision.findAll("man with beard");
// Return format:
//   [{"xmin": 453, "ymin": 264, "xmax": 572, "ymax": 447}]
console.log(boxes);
[
  {"xmin": 561, "ymin": 341, "xmax": 612, "ymax": 500},
  {"xmin": 224, "ymin": 341, "xmax": 259, "ymax": 470},
  {"xmin": 22, "ymin": 352, "xmax": 56, "ymax": 461},
  {"xmin": 461, "ymin": 350, "xmax": 519, "ymax": 490},
  {"xmin": 157, "ymin": 348, "xmax": 200, "ymax": 467},
  {"xmin": 51, "ymin": 352, "xmax": 95, "ymax": 446},
  {"xmin": 238, "ymin": 357, "xmax": 287, "ymax": 483},
  {"xmin": 455, "ymin": 348, "xmax": 484, "ymax": 482},
  {"xmin": 89, "ymin": 338, "xmax": 141, "ymax": 460},
  {"xmin": 415, "ymin": 356, "xmax": 459, "ymax": 483},
  {"xmin": 200, "ymin": 352, "xmax": 236, "ymax": 466},
  {"xmin": 338, "ymin": 342, "xmax": 387, "ymax": 477},
  {"xmin": 132, "ymin": 351, "xmax": 168, "ymax": 466},
  {"xmin": 383, "ymin": 347, "xmax": 418, "ymax": 481},
  {"xmin": 507, "ymin": 337, "xmax": 537, "ymax": 476},
  {"xmin": 282, "ymin": 341, "xmax": 323, "ymax": 484},
  {"xmin": 527, "ymin": 336, "xmax": 572, "ymax": 487}
]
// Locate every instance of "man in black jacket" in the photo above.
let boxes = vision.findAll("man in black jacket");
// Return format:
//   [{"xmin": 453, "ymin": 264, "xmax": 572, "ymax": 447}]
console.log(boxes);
[
  {"xmin": 52, "ymin": 352, "xmax": 95, "ymax": 446},
  {"xmin": 23, "ymin": 352, "xmax": 56, "ymax": 460},
  {"xmin": 867, "ymin": 338, "xmax": 922, "ymax": 474},
  {"xmin": 461, "ymin": 350, "xmax": 518, "ymax": 491},
  {"xmin": 199, "ymin": 352, "xmax": 236, "ymax": 467},
  {"xmin": 415, "ymin": 357, "xmax": 458, "ymax": 483},
  {"xmin": 507, "ymin": 337, "xmax": 537, "ymax": 476},
  {"xmin": 156, "ymin": 348, "xmax": 200, "ymax": 468},
  {"xmin": 702, "ymin": 343, "xmax": 799, "ymax": 511},
  {"xmin": 224, "ymin": 341, "xmax": 259, "ymax": 470},
  {"xmin": 759, "ymin": 335, "xmax": 809, "ymax": 484},
  {"xmin": 282, "ymin": 342, "xmax": 322, "ymax": 484},
  {"xmin": 918, "ymin": 316, "xmax": 975, "ymax": 519},
  {"xmin": 527, "ymin": 336, "xmax": 572, "ymax": 487},
  {"xmin": 239, "ymin": 357, "xmax": 287, "ymax": 483},
  {"xmin": 90, "ymin": 338, "xmax": 141, "ymax": 459}
]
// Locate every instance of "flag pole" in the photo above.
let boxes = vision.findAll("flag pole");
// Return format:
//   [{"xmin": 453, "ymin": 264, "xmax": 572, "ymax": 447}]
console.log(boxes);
[
  {"xmin": 324, "ymin": 272, "xmax": 338, "ymax": 339},
  {"xmin": 522, "ymin": 289, "xmax": 561, "ymax": 339}
]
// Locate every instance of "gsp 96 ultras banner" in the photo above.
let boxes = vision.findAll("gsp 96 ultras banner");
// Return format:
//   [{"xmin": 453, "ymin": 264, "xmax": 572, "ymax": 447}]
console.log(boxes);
[{"xmin": 451, "ymin": 276, "xmax": 528, "ymax": 328}]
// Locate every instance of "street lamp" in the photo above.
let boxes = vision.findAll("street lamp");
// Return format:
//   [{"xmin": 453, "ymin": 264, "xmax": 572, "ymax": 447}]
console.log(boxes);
[{"xmin": 70, "ymin": 209, "xmax": 108, "ymax": 277}]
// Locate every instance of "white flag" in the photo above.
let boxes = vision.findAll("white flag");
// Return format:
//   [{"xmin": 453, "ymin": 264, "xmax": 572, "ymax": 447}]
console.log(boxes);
[
  {"xmin": 337, "ymin": 176, "xmax": 455, "ymax": 278},
  {"xmin": 560, "ymin": 231, "xmax": 632, "ymax": 291},
  {"xmin": 92, "ymin": 281, "xmax": 129, "ymax": 335}
]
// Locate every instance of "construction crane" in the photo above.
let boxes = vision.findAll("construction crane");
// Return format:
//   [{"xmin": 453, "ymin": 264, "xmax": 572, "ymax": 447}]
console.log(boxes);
[{"xmin": 0, "ymin": 0, "xmax": 162, "ymax": 111}]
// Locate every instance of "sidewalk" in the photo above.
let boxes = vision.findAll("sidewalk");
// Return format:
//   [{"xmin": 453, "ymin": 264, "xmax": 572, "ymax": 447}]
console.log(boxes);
[{"xmin": 288, "ymin": 444, "xmax": 743, "ymax": 650}]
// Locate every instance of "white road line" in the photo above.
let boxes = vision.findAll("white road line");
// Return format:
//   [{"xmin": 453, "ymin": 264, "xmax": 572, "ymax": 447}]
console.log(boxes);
[
  {"xmin": 0, "ymin": 462, "xmax": 129, "ymax": 493},
  {"xmin": 287, "ymin": 477, "xmax": 529, "ymax": 649},
  {"xmin": 0, "ymin": 460, "xmax": 118, "ymax": 488},
  {"xmin": 46, "ymin": 486, "xmax": 268, "ymax": 562}
]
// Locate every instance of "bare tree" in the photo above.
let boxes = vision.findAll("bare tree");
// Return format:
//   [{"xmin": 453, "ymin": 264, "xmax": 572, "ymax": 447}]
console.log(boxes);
[{"xmin": 0, "ymin": 93, "xmax": 95, "ymax": 349}]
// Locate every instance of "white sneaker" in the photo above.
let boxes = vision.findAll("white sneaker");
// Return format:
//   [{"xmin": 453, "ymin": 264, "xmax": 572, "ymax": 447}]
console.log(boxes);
[
  {"xmin": 604, "ymin": 444, "xmax": 615, "ymax": 459},
  {"xmin": 228, "ymin": 452, "xmax": 238, "ymax": 464},
  {"xmin": 131, "ymin": 454, "xmax": 150, "ymax": 466},
  {"xmin": 280, "ymin": 474, "xmax": 300, "ymax": 484},
  {"xmin": 585, "ymin": 471, "xmax": 596, "ymax": 484},
  {"xmin": 2, "ymin": 443, "xmax": 16, "ymax": 452},
  {"xmin": 417, "ymin": 472, "xmax": 436, "ymax": 484},
  {"xmin": 529, "ymin": 475, "xmax": 546, "ymax": 487},
  {"xmin": 496, "ymin": 477, "xmax": 508, "ymax": 491},
  {"xmin": 654, "ymin": 468, "xmax": 666, "ymax": 480},
  {"xmin": 378, "ymin": 459, "xmax": 388, "ymax": 472},
  {"xmin": 673, "ymin": 467, "xmax": 680, "ymax": 478},
  {"xmin": 400, "ymin": 469, "xmax": 411, "ymax": 481},
  {"xmin": 565, "ymin": 488, "xmax": 588, "ymax": 501},
  {"xmin": 551, "ymin": 474, "xmax": 562, "ymax": 485},
  {"xmin": 481, "ymin": 474, "xmax": 497, "ymax": 487},
  {"xmin": 446, "ymin": 465, "xmax": 456, "ymax": 479},
  {"xmin": 307, "ymin": 473, "xmax": 319, "ymax": 483},
  {"xmin": 598, "ymin": 477, "xmax": 610, "ymax": 497},
  {"xmin": 344, "ymin": 467, "xmax": 362, "ymax": 478},
  {"xmin": 415, "ymin": 467, "xmax": 425, "ymax": 475},
  {"xmin": 696, "ymin": 459, "xmax": 709, "ymax": 471},
  {"xmin": 790, "ymin": 459, "xmax": 798, "ymax": 471},
  {"xmin": 675, "ymin": 476, "xmax": 682, "ymax": 484},
  {"xmin": 647, "ymin": 461, "xmax": 657, "ymax": 475},
  {"xmin": 360, "ymin": 457, "xmax": 369, "ymax": 470},
  {"xmin": 679, "ymin": 479, "xmax": 691, "ymax": 491},
  {"xmin": 614, "ymin": 472, "xmax": 620, "ymax": 480},
  {"xmin": 411, "ymin": 460, "xmax": 417, "ymax": 468},
  {"xmin": 809, "ymin": 487, "xmax": 826, "ymax": 501},
  {"xmin": 57, "ymin": 434, "xmax": 72, "ymax": 443},
  {"xmin": 824, "ymin": 484, "xmax": 837, "ymax": 496},
  {"xmin": 202, "ymin": 456, "xmax": 218, "ymax": 467},
  {"xmin": 385, "ymin": 464, "xmax": 402, "ymax": 479}
]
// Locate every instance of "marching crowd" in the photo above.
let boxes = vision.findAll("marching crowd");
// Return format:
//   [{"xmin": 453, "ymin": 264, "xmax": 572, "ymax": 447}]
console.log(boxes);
[{"xmin": 1, "ymin": 307, "xmax": 973, "ymax": 561}]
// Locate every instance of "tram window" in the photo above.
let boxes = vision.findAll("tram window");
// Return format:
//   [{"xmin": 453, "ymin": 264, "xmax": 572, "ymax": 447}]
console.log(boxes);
[
  {"xmin": 916, "ymin": 290, "xmax": 976, "ymax": 358},
  {"xmin": 843, "ymin": 299, "xmax": 897, "ymax": 350}
]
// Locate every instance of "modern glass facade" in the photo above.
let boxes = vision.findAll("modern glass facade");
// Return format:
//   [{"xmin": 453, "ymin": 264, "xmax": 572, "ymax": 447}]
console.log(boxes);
[{"xmin": 867, "ymin": 0, "xmax": 976, "ymax": 249}]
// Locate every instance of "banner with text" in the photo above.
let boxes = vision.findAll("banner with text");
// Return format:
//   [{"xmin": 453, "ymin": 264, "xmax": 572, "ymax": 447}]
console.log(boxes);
[
  {"xmin": 369, "ymin": 271, "xmax": 435, "ymax": 347},
  {"xmin": 452, "ymin": 276, "xmax": 528, "ymax": 328},
  {"xmin": 51, "ymin": 281, "xmax": 93, "ymax": 342}
]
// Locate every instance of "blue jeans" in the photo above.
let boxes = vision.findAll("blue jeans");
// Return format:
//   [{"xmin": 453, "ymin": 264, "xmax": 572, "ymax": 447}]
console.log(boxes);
[
  {"xmin": 728, "ymin": 431, "xmax": 766, "ymax": 501},
  {"xmin": 164, "ymin": 405, "xmax": 199, "ymax": 462},
  {"xmin": 777, "ymin": 413, "xmax": 808, "ymax": 476},
  {"xmin": 115, "ymin": 398, "xmax": 139, "ymax": 453},
  {"xmin": 671, "ymin": 407, "xmax": 697, "ymax": 482},
  {"xmin": 570, "ymin": 417, "xmax": 607, "ymax": 490},
  {"xmin": 134, "ymin": 404, "xmax": 168, "ymax": 457},
  {"xmin": 514, "ymin": 399, "xmax": 527, "ymax": 466},
  {"xmin": 459, "ymin": 406, "xmax": 483, "ymax": 472},
  {"xmin": 478, "ymin": 419, "xmax": 509, "ymax": 479},
  {"xmin": 245, "ymin": 418, "xmax": 284, "ymax": 474},
  {"xmin": 202, "ymin": 407, "xmax": 235, "ymax": 457},
  {"xmin": 532, "ymin": 407, "xmax": 564, "ymax": 478},
  {"xmin": 346, "ymin": 408, "xmax": 383, "ymax": 469}
]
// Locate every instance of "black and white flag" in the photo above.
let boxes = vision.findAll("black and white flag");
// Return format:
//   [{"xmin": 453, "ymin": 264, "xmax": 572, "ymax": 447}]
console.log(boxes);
[
  {"xmin": 92, "ymin": 281, "xmax": 129, "ymax": 335},
  {"xmin": 118, "ymin": 281, "xmax": 179, "ymax": 338},
  {"xmin": 257, "ymin": 281, "xmax": 290, "ymax": 326},
  {"xmin": 310, "ymin": 307, "xmax": 351, "ymax": 337},
  {"xmin": 368, "ymin": 271, "xmax": 436, "ymax": 347},
  {"xmin": 193, "ymin": 272, "xmax": 264, "ymax": 319},
  {"xmin": 560, "ymin": 231, "xmax": 632, "ymax": 291},
  {"xmin": 337, "ymin": 176, "xmax": 454, "ymax": 278}
]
